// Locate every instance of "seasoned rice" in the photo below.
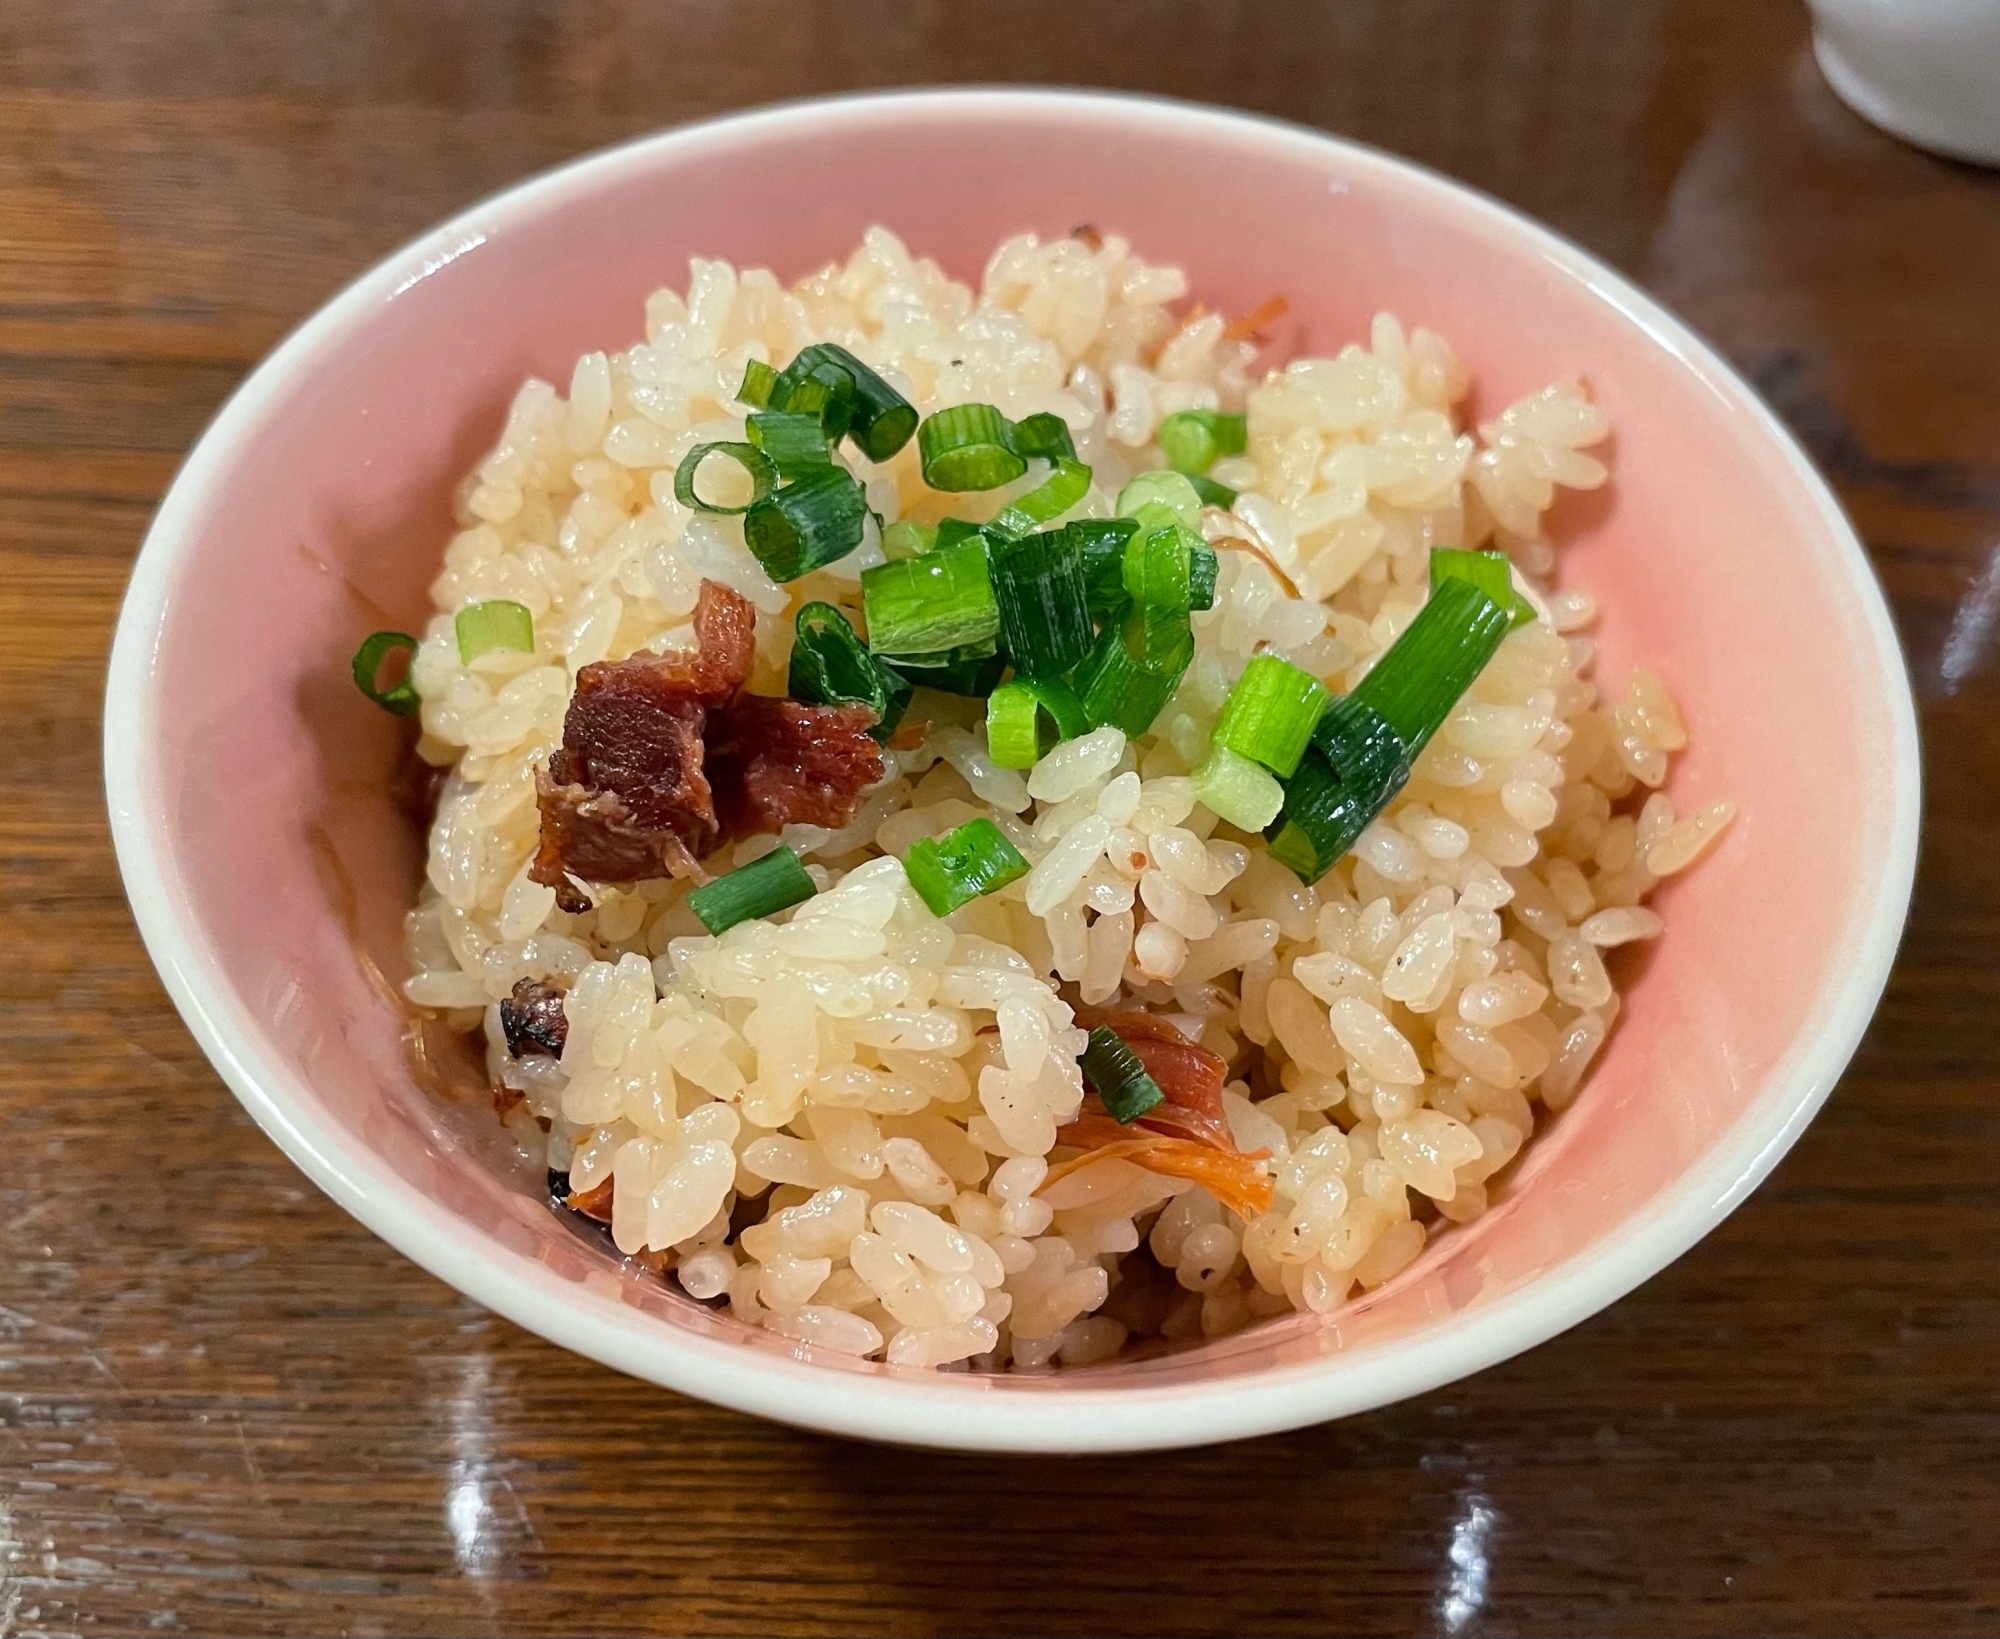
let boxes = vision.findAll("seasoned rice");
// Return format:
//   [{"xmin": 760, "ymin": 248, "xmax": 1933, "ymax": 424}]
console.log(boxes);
[{"xmin": 398, "ymin": 226, "xmax": 1732, "ymax": 1369}]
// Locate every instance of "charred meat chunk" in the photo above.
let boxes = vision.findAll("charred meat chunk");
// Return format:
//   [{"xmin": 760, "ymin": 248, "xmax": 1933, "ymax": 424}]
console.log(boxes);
[{"xmin": 499, "ymin": 977, "xmax": 569, "ymax": 1058}]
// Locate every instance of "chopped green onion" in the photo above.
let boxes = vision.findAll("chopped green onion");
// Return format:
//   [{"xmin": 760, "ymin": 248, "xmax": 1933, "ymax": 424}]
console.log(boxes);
[
  {"xmin": 1067, "ymin": 517, "xmax": 1140, "ymax": 617},
  {"xmin": 774, "ymin": 356, "xmax": 858, "ymax": 443},
  {"xmin": 1267, "ymin": 696, "xmax": 1413, "ymax": 883},
  {"xmin": 687, "ymin": 846, "xmax": 817, "ymax": 935},
  {"xmin": 1343, "ymin": 578, "xmax": 1513, "ymax": 759},
  {"xmin": 1115, "ymin": 469, "xmax": 1203, "ymax": 526},
  {"xmin": 988, "ymin": 457, "xmax": 1092, "ymax": 539},
  {"xmin": 891, "ymin": 650, "xmax": 1007, "ymax": 697},
  {"xmin": 859, "ymin": 537, "xmax": 999, "ymax": 661},
  {"xmin": 736, "ymin": 358, "xmax": 779, "ymax": 408},
  {"xmin": 1070, "ymin": 604, "xmax": 1194, "ymax": 738},
  {"xmin": 1079, "ymin": 1025, "xmax": 1165, "ymax": 1123},
  {"xmin": 881, "ymin": 519, "xmax": 936, "ymax": 560},
  {"xmin": 1211, "ymin": 653, "xmax": 1329, "ymax": 777},
  {"xmin": 1193, "ymin": 744, "xmax": 1286, "ymax": 831},
  {"xmin": 985, "ymin": 676, "xmax": 1089, "ymax": 768},
  {"xmin": 1430, "ymin": 547, "xmax": 1536, "ymax": 629},
  {"xmin": 742, "ymin": 466, "xmax": 869, "ymax": 581},
  {"xmin": 904, "ymin": 817, "xmax": 1030, "ymax": 918},
  {"xmin": 1008, "ymin": 411, "xmax": 1078, "ymax": 462},
  {"xmin": 351, "ymin": 630, "xmax": 420, "ymax": 715},
  {"xmin": 1189, "ymin": 541, "xmax": 1220, "ymax": 611},
  {"xmin": 746, "ymin": 410, "xmax": 834, "ymax": 479},
  {"xmin": 788, "ymin": 602, "xmax": 911, "ymax": 743},
  {"xmin": 454, "ymin": 600, "xmax": 535, "ymax": 664},
  {"xmin": 674, "ymin": 441, "xmax": 777, "ymax": 516},
  {"xmin": 1122, "ymin": 520, "xmax": 1195, "ymax": 612},
  {"xmin": 772, "ymin": 343, "xmax": 917, "ymax": 461},
  {"xmin": 1188, "ymin": 472, "xmax": 1238, "ymax": 509},
  {"xmin": 918, "ymin": 403, "xmax": 1027, "ymax": 492},
  {"xmin": 989, "ymin": 528, "xmax": 1093, "ymax": 679},
  {"xmin": 1158, "ymin": 409, "xmax": 1247, "ymax": 474},
  {"xmin": 934, "ymin": 517, "xmax": 991, "ymax": 550}
]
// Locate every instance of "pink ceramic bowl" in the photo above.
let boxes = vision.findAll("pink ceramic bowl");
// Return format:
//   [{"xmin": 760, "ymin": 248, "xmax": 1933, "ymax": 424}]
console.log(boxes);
[{"xmin": 104, "ymin": 89, "xmax": 1918, "ymax": 1452}]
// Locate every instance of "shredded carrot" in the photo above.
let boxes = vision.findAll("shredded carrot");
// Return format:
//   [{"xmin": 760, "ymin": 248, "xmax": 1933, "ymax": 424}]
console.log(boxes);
[
  {"xmin": 1045, "ymin": 1116, "xmax": 1275, "ymax": 1220},
  {"xmin": 888, "ymin": 716, "xmax": 929, "ymax": 751},
  {"xmin": 1210, "ymin": 534, "xmax": 1301, "ymax": 600},
  {"xmin": 1222, "ymin": 294, "xmax": 1288, "ymax": 343}
]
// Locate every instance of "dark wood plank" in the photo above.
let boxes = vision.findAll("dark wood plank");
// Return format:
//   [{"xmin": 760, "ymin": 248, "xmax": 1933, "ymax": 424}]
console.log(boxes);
[{"xmin": 3, "ymin": 3, "xmax": 1997, "ymax": 1634}]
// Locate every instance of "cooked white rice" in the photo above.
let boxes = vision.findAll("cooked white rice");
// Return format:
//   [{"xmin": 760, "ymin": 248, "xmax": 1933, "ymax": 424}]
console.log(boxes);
[{"xmin": 398, "ymin": 226, "xmax": 1733, "ymax": 1370}]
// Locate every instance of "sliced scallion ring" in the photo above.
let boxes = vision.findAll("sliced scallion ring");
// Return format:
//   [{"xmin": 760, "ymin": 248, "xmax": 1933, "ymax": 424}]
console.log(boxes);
[
  {"xmin": 985, "ymin": 676, "xmax": 1089, "ymax": 769},
  {"xmin": 1070, "ymin": 603, "xmax": 1194, "ymax": 739},
  {"xmin": 1115, "ymin": 469, "xmax": 1203, "ymax": 526},
  {"xmin": 1193, "ymin": 744, "xmax": 1286, "ymax": 831},
  {"xmin": 881, "ymin": 519, "xmax": 937, "ymax": 561},
  {"xmin": 1157, "ymin": 409, "xmax": 1247, "ymax": 474},
  {"xmin": 687, "ymin": 846, "xmax": 818, "ymax": 935},
  {"xmin": 742, "ymin": 465, "xmax": 869, "ymax": 581},
  {"xmin": 1188, "ymin": 472, "xmax": 1238, "ymax": 509},
  {"xmin": 988, "ymin": 456, "xmax": 1092, "ymax": 540},
  {"xmin": 351, "ymin": 630, "xmax": 420, "ymax": 715},
  {"xmin": 673, "ymin": 441, "xmax": 778, "ymax": 516},
  {"xmin": 1430, "ymin": 547, "xmax": 1536, "ymax": 629},
  {"xmin": 1210, "ymin": 652, "xmax": 1329, "ymax": 778},
  {"xmin": 904, "ymin": 817, "xmax": 1030, "ymax": 919},
  {"xmin": 1079, "ymin": 1025, "xmax": 1166, "ymax": 1123},
  {"xmin": 1008, "ymin": 411, "xmax": 1078, "ymax": 463},
  {"xmin": 746, "ymin": 409, "xmax": 834, "ymax": 479},
  {"xmin": 989, "ymin": 526, "xmax": 1093, "ymax": 679},
  {"xmin": 918, "ymin": 403, "xmax": 1028, "ymax": 492},
  {"xmin": 788, "ymin": 602, "xmax": 911, "ymax": 743},
  {"xmin": 736, "ymin": 358, "xmax": 779, "ymax": 408},
  {"xmin": 454, "ymin": 600, "xmax": 535, "ymax": 664},
  {"xmin": 859, "ymin": 536, "xmax": 1000, "ymax": 661}
]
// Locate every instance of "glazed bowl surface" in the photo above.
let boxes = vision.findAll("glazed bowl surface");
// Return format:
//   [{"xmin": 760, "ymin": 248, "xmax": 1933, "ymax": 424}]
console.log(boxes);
[{"xmin": 104, "ymin": 89, "xmax": 1919, "ymax": 1452}]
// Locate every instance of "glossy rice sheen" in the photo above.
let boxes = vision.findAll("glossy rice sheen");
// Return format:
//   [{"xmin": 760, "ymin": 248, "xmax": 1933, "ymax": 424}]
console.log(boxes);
[{"xmin": 104, "ymin": 91, "xmax": 1918, "ymax": 1451}]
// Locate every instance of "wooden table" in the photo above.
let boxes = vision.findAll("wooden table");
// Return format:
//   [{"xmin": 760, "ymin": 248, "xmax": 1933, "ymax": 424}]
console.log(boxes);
[{"xmin": 4, "ymin": 3, "xmax": 1996, "ymax": 1633}]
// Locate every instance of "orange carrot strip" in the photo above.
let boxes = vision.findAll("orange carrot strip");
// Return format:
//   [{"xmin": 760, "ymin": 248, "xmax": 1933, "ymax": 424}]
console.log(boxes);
[
  {"xmin": 1045, "ymin": 1119, "xmax": 1275, "ymax": 1220},
  {"xmin": 1222, "ymin": 294, "xmax": 1288, "ymax": 342}
]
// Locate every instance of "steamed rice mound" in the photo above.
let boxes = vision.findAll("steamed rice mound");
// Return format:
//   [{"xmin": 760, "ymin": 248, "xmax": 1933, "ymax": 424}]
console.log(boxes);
[{"xmin": 399, "ymin": 226, "xmax": 1732, "ymax": 1370}]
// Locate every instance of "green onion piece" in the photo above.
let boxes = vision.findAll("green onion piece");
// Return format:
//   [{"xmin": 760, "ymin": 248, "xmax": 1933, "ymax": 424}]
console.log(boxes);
[
  {"xmin": 1430, "ymin": 547, "xmax": 1536, "ymax": 629},
  {"xmin": 686, "ymin": 846, "xmax": 817, "ymax": 935},
  {"xmin": 351, "ymin": 630, "xmax": 420, "ymax": 715},
  {"xmin": 774, "ymin": 343, "xmax": 917, "ymax": 461},
  {"xmin": 859, "ymin": 536, "xmax": 999, "ymax": 661},
  {"xmin": 904, "ymin": 817, "xmax": 1030, "ymax": 918},
  {"xmin": 988, "ymin": 457, "xmax": 1092, "ymax": 540},
  {"xmin": 1344, "ymin": 578, "xmax": 1513, "ymax": 759},
  {"xmin": 1188, "ymin": 473, "xmax": 1238, "ymax": 509},
  {"xmin": 746, "ymin": 410, "xmax": 834, "ymax": 479},
  {"xmin": 1189, "ymin": 541, "xmax": 1219, "ymax": 611},
  {"xmin": 918, "ymin": 403, "xmax": 1027, "ymax": 492},
  {"xmin": 742, "ymin": 466, "xmax": 869, "ymax": 581},
  {"xmin": 934, "ymin": 517, "xmax": 990, "ymax": 550},
  {"xmin": 891, "ymin": 650, "xmax": 1007, "ymax": 697},
  {"xmin": 1070, "ymin": 605, "xmax": 1194, "ymax": 738},
  {"xmin": 674, "ymin": 441, "xmax": 777, "ymax": 516},
  {"xmin": 985, "ymin": 676, "xmax": 1089, "ymax": 768},
  {"xmin": 774, "ymin": 356, "xmax": 858, "ymax": 443},
  {"xmin": 1067, "ymin": 518, "xmax": 1141, "ymax": 617},
  {"xmin": 1115, "ymin": 469, "xmax": 1202, "ymax": 526},
  {"xmin": 1158, "ymin": 409, "xmax": 1247, "ymax": 474},
  {"xmin": 1211, "ymin": 653, "xmax": 1329, "ymax": 778},
  {"xmin": 788, "ymin": 602, "xmax": 911, "ymax": 743},
  {"xmin": 1193, "ymin": 744, "xmax": 1286, "ymax": 831},
  {"xmin": 1009, "ymin": 411, "xmax": 1078, "ymax": 463},
  {"xmin": 1079, "ymin": 1025, "xmax": 1166, "ymax": 1123},
  {"xmin": 989, "ymin": 528, "xmax": 1093, "ymax": 678},
  {"xmin": 1122, "ymin": 520, "xmax": 1194, "ymax": 612},
  {"xmin": 454, "ymin": 600, "xmax": 535, "ymax": 664},
  {"xmin": 1267, "ymin": 696, "xmax": 1413, "ymax": 883},
  {"xmin": 881, "ymin": 519, "xmax": 936, "ymax": 561},
  {"xmin": 736, "ymin": 358, "xmax": 779, "ymax": 408}
]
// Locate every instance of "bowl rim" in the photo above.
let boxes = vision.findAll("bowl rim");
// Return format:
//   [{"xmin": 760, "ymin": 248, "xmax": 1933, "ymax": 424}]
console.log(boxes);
[{"xmin": 103, "ymin": 85, "xmax": 1921, "ymax": 1453}]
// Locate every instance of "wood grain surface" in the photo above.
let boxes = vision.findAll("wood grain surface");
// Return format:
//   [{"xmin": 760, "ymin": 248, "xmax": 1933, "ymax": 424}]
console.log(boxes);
[{"xmin": 4, "ymin": 3, "xmax": 1998, "ymax": 1634}]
